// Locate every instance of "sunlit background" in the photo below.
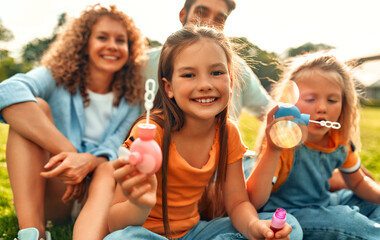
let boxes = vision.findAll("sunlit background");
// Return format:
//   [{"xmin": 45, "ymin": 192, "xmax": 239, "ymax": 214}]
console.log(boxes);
[{"xmin": 1, "ymin": 0, "xmax": 380, "ymax": 86}]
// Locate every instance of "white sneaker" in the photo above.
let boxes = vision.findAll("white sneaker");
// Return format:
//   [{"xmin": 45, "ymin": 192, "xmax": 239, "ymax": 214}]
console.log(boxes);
[
  {"xmin": 17, "ymin": 228, "xmax": 52, "ymax": 240},
  {"xmin": 17, "ymin": 228, "xmax": 38, "ymax": 240}
]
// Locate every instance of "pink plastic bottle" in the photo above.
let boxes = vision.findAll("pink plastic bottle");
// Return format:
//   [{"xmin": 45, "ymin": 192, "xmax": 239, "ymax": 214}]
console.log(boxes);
[
  {"xmin": 118, "ymin": 79, "xmax": 162, "ymax": 175},
  {"xmin": 270, "ymin": 208, "xmax": 287, "ymax": 233},
  {"xmin": 118, "ymin": 123, "xmax": 162, "ymax": 175}
]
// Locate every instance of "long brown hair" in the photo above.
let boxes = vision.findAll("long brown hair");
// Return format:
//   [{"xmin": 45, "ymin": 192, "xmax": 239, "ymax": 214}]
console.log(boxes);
[
  {"xmin": 140, "ymin": 26, "xmax": 235, "ymax": 238},
  {"xmin": 41, "ymin": 4, "xmax": 147, "ymax": 106}
]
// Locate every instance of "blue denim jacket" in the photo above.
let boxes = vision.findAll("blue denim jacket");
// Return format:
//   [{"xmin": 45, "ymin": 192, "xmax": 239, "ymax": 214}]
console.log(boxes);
[{"xmin": 0, "ymin": 67, "xmax": 140, "ymax": 160}]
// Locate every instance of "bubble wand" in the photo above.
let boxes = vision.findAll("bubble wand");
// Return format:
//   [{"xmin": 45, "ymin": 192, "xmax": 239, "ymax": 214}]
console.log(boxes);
[
  {"xmin": 308, "ymin": 120, "xmax": 341, "ymax": 129},
  {"xmin": 118, "ymin": 79, "xmax": 162, "ymax": 174},
  {"xmin": 144, "ymin": 79, "xmax": 155, "ymax": 125}
]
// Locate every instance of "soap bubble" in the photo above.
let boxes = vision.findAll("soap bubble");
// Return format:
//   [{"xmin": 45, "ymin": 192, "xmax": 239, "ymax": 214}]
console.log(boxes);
[
  {"xmin": 282, "ymin": 81, "xmax": 299, "ymax": 105},
  {"xmin": 269, "ymin": 120, "xmax": 307, "ymax": 148}
]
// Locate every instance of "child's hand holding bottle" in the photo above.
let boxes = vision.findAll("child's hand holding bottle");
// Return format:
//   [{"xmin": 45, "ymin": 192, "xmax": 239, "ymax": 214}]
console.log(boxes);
[
  {"xmin": 247, "ymin": 218, "xmax": 292, "ymax": 240},
  {"xmin": 112, "ymin": 155, "xmax": 157, "ymax": 209}
]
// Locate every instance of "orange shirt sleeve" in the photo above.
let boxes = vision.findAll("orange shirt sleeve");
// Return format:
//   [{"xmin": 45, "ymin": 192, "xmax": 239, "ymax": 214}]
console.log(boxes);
[
  {"xmin": 339, "ymin": 146, "xmax": 361, "ymax": 173},
  {"xmin": 227, "ymin": 119, "xmax": 248, "ymax": 164}
]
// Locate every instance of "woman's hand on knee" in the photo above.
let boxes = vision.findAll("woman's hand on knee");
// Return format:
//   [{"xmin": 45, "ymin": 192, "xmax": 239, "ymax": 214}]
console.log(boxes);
[{"xmin": 41, "ymin": 152, "xmax": 95, "ymax": 184}]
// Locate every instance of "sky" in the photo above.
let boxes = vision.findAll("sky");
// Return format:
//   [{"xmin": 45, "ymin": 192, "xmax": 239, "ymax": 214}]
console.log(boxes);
[{"xmin": 1, "ymin": 0, "xmax": 380, "ymax": 83}]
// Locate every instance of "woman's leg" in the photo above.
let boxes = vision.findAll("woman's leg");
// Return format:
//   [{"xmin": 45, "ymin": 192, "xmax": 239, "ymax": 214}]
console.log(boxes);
[
  {"xmin": 6, "ymin": 99, "xmax": 71, "ymax": 238},
  {"xmin": 7, "ymin": 126, "xmax": 49, "ymax": 236},
  {"xmin": 73, "ymin": 162, "xmax": 116, "ymax": 240}
]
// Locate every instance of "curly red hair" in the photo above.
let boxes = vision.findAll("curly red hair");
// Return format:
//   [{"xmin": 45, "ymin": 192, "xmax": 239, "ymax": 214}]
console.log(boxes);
[{"xmin": 41, "ymin": 4, "xmax": 147, "ymax": 106}]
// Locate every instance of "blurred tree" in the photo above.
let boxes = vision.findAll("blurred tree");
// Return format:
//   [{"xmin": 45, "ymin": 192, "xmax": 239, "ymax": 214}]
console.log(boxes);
[
  {"xmin": 21, "ymin": 13, "xmax": 66, "ymax": 64},
  {"xmin": 230, "ymin": 37, "xmax": 282, "ymax": 91},
  {"xmin": 0, "ymin": 19, "xmax": 34, "ymax": 82},
  {"xmin": 0, "ymin": 52, "xmax": 33, "ymax": 82},
  {"xmin": 22, "ymin": 37, "xmax": 55, "ymax": 63},
  {"xmin": 286, "ymin": 42, "xmax": 334, "ymax": 58},
  {"xmin": 0, "ymin": 20, "xmax": 29, "ymax": 82},
  {"xmin": 0, "ymin": 19, "xmax": 14, "ymax": 41},
  {"xmin": 147, "ymin": 38, "xmax": 162, "ymax": 48},
  {"xmin": 0, "ymin": 49, "xmax": 9, "ymax": 59}
]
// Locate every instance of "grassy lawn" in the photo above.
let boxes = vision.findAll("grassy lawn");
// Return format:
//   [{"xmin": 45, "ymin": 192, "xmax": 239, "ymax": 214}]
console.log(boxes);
[{"xmin": 0, "ymin": 107, "xmax": 379, "ymax": 239}]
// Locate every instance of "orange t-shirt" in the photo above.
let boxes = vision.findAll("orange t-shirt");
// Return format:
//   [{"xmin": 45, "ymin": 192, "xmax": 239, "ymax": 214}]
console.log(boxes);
[{"xmin": 123, "ymin": 118, "xmax": 247, "ymax": 238}]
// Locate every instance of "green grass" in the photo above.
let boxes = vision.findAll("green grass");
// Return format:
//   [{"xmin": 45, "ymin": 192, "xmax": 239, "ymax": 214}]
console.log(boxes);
[
  {"xmin": 357, "ymin": 107, "xmax": 380, "ymax": 181},
  {"xmin": 1, "ymin": 107, "xmax": 380, "ymax": 239}
]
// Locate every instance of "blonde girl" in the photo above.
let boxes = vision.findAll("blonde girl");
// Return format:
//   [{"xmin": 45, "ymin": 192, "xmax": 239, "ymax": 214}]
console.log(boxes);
[
  {"xmin": 248, "ymin": 51, "xmax": 380, "ymax": 239},
  {"xmin": 106, "ymin": 26, "xmax": 294, "ymax": 240}
]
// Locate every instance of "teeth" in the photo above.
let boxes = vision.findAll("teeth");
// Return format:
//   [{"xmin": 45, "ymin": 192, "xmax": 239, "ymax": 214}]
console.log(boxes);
[
  {"xmin": 103, "ymin": 56, "xmax": 117, "ymax": 60},
  {"xmin": 195, "ymin": 98, "xmax": 215, "ymax": 103}
]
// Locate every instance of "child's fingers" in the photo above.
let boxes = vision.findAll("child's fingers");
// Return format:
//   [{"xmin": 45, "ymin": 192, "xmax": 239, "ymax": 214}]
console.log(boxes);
[
  {"xmin": 113, "ymin": 164, "xmax": 135, "ymax": 182},
  {"xmin": 120, "ymin": 174, "xmax": 149, "ymax": 195},
  {"xmin": 128, "ymin": 183, "xmax": 152, "ymax": 200},
  {"xmin": 249, "ymin": 219, "xmax": 274, "ymax": 240},
  {"xmin": 112, "ymin": 158, "xmax": 129, "ymax": 170},
  {"xmin": 273, "ymin": 223, "xmax": 292, "ymax": 240},
  {"xmin": 266, "ymin": 105, "xmax": 280, "ymax": 124}
]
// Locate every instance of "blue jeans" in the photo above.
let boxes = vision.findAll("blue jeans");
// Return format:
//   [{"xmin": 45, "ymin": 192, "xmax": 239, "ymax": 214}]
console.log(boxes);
[
  {"xmin": 104, "ymin": 213, "xmax": 303, "ymax": 240},
  {"xmin": 291, "ymin": 189, "xmax": 380, "ymax": 240},
  {"xmin": 104, "ymin": 217, "xmax": 244, "ymax": 240}
]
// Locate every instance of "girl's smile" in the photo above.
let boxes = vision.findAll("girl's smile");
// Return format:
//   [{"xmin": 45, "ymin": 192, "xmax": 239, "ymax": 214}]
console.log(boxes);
[
  {"xmin": 193, "ymin": 97, "xmax": 216, "ymax": 104},
  {"xmin": 165, "ymin": 38, "xmax": 231, "ymax": 122}
]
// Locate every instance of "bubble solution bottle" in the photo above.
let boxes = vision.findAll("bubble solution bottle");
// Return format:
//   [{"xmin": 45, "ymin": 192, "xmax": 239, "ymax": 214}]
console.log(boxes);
[
  {"xmin": 270, "ymin": 208, "xmax": 287, "ymax": 233},
  {"xmin": 119, "ymin": 123, "xmax": 162, "ymax": 175},
  {"xmin": 117, "ymin": 79, "xmax": 162, "ymax": 175}
]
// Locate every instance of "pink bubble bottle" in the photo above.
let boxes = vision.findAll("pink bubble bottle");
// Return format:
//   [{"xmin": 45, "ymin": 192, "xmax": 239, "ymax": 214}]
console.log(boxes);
[
  {"xmin": 117, "ymin": 79, "xmax": 162, "ymax": 175},
  {"xmin": 128, "ymin": 123, "xmax": 162, "ymax": 174},
  {"xmin": 270, "ymin": 208, "xmax": 287, "ymax": 233}
]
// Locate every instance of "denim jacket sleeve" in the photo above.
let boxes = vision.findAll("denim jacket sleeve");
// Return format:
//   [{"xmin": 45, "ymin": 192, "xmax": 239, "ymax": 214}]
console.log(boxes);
[{"xmin": 0, "ymin": 67, "xmax": 56, "ymax": 123}]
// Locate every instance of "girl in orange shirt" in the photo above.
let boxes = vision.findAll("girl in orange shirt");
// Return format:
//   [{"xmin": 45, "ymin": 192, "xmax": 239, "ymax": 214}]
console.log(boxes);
[{"xmin": 106, "ymin": 26, "xmax": 295, "ymax": 240}]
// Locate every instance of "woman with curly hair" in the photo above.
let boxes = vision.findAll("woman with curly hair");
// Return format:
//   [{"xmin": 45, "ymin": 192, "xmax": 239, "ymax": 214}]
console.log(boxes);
[{"xmin": 0, "ymin": 4, "xmax": 147, "ymax": 240}]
